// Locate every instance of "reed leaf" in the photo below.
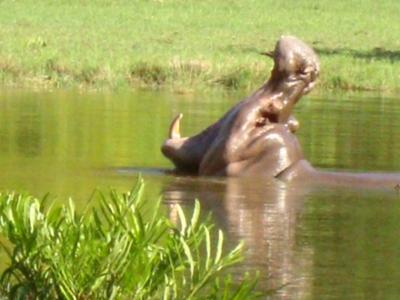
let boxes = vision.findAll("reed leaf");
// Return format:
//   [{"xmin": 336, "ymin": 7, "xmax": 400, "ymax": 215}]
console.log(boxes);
[{"xmin": 0, "ymin": 181, "xmax": 263, "ymax": 299}]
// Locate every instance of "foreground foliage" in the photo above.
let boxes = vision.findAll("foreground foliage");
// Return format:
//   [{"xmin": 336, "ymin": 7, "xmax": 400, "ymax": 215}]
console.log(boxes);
[{"xmin": 0, "ymin": 179, "xmax": 260, "ymax": 299}]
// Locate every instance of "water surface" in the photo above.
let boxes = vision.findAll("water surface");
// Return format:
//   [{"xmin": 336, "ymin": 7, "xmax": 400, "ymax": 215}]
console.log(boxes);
[{"xmin": 1, "ymin": 89, "xmax": 400, "ymax": 299}]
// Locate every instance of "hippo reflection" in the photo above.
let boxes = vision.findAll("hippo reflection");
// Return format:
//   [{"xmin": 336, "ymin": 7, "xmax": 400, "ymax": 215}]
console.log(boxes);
[
  {"xmin": 161, "ymin": 36, "xmax": 400, "ymax": 187},
  {"xmin": 163, "ymin": 177, "xmax": 313, "ymax": 298}
]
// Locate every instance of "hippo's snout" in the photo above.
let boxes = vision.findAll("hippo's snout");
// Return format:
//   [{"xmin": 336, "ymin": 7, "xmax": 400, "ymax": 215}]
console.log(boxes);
[{"xmin": 271, "ymin": 36, "xmax": 320, "ymax": 95}]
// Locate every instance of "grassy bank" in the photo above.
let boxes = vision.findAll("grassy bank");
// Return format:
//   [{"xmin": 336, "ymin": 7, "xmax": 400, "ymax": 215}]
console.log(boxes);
[
  {"xmin": 0, "ymin": 179, "xmax": 262, "ymax": 299},
  {"xmin": 1, "ymin": 0, "xmax": 400, "ymax": 93}
]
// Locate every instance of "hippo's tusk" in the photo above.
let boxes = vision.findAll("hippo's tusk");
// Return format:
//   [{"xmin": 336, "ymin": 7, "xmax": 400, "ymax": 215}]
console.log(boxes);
[{"xmin": 168, "ymin": 113, "xmax": 183, "ymax": 139}]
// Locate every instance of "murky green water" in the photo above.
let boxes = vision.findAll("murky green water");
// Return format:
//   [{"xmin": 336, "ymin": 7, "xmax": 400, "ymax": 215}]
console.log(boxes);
[{"xmin": 1, "ymin": 89, "xmax": 400, "ymax": 299}]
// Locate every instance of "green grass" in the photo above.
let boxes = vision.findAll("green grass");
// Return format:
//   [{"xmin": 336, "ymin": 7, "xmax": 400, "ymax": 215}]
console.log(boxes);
[
  {"xmin": 0, "ymin": 179, "xmax": 263, "ymax": 299},
  {"xmin": 1, "ymin": 0, "xmax": 400, "ymax": 93}
]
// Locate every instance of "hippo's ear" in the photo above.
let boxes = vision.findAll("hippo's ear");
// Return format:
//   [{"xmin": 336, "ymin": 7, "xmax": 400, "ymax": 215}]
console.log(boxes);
[{"xmin": 260, "ymin": 50, "xmax": 274, "ymax": 58}]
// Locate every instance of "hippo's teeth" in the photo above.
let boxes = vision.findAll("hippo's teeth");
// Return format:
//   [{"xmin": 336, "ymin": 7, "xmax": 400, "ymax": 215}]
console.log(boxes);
[{"xmin": 169, "ymin": 113, "xmax": 183, "ymax": 139}]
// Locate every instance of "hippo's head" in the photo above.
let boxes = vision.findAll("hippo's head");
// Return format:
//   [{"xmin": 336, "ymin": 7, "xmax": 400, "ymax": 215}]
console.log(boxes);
[{"xmin": 162, "ymin": 36, "xmax": 319, "ymax": 177}]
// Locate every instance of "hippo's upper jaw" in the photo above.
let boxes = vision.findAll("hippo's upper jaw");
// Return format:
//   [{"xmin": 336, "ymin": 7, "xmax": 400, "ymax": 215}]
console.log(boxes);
[
  {"xmin": 161, "ymin": 36, "xmax": 320, "ymax": 177},
  {"xmin": 265, "ymin": 36, "xmax": 319, "ymax": 123}
]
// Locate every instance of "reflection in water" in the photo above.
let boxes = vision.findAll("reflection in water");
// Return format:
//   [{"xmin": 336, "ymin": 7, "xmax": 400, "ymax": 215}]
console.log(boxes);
[
  {"xmin": 1, "ymin": 91, "xmax": 400, "ymax": 298},
  {"xmin": 163, "ymin": 176, "xmax": 400, "ymax": 299},
  {"xmin": 163, "ymin": 176, "xmax": 313, "ymax": 299},
  {"xmin": 0, "ymin": 90, "xmax": 177, "ymax": 198}
]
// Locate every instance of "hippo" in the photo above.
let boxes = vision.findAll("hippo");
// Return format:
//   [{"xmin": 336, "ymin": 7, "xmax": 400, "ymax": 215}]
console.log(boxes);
[{"xmin": 161, "ymin": 36, "xmax": 400, "ymax": 187}]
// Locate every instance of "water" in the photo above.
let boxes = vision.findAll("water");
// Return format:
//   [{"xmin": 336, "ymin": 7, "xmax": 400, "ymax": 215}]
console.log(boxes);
[{"xmin": 1, "ymin": 89, "xmax": 400, "ymax": 299}]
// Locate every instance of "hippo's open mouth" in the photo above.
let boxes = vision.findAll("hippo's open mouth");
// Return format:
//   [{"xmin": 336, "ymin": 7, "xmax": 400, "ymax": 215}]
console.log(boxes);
[{"xmin": 162, "ymin": 36, "xmax": 320, "ymax": 177}]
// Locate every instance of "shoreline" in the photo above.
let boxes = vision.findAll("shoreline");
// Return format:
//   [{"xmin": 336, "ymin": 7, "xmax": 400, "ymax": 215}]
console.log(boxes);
[{"xmin": 1, "ymin": 0, "xmax": 400, "ymax": 95}]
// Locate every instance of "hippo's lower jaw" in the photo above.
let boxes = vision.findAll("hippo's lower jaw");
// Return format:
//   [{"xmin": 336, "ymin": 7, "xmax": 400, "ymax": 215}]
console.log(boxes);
[{"xmin": 161, "ymin": 36, "xmax": 320, "ymax": 177}]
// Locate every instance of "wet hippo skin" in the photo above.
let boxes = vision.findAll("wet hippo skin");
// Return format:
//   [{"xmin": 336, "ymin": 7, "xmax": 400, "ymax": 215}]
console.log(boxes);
[
  {"xmin": 161, "ymin": 36, "xmax": 400, "ymax": 187},
  {"xmin": 162, "ymin": 36, "xmax": 319, "ymax": 177}
]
